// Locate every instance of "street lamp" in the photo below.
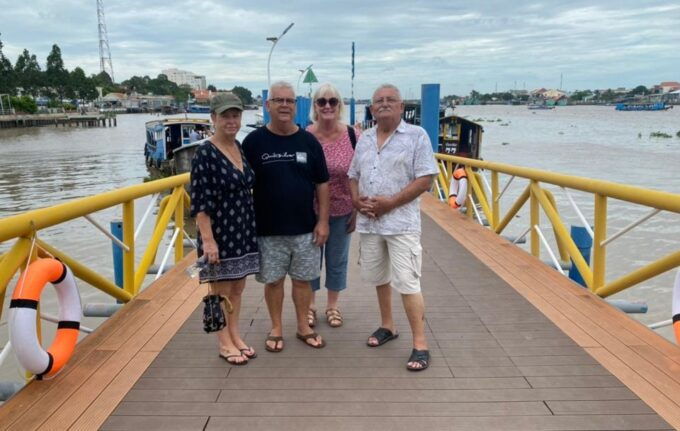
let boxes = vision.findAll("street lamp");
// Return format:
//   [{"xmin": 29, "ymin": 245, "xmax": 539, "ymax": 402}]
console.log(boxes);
[
  {"xmin": 297, "ymin": 64, "xmax": 313, "ymax": 94},
  {"xmin": 266, "ymin": 22, "xmax": 294, "ymax": 87}
]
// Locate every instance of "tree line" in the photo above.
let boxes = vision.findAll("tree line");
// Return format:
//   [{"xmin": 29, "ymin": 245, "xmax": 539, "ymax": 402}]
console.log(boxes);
[{"xmin": 0, "ymin": 36, "xmax": 202, "ymax": 113}]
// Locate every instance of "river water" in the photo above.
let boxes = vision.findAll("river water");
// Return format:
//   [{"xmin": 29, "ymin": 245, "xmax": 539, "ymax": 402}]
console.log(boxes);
[{"xmin": 0, "ymin": 106, "xmax": 679, "ymax": 381}]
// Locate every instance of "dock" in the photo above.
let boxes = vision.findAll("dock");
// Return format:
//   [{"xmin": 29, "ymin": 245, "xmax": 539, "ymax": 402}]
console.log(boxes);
[
  {"xmin": 1, "ymin": 195, "xmax": 679, "ymax": 430},
  {"xmin": 0, "ymin": 113, "xmax": 116, "ymax": 129}
]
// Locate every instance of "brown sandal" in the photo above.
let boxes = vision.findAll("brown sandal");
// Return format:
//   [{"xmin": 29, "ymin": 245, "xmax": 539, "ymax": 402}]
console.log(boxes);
[
  {"xmin": 325, "ymin": 308, "xmax": 343, "ymax": 327},
  {"xmin": 219, "ymin": 352, "xmax": 248, "ymax": 365},
  {"xmin": 307, "ymin": 308, "xmax": 317, "ymax": 327},
  {"xmin": 265, "ymin": 334, "xmax": 284, "ymax": 352},
  {"xmin": 296, "ymin": 332, "xmax": 326, "ymax": 348}
]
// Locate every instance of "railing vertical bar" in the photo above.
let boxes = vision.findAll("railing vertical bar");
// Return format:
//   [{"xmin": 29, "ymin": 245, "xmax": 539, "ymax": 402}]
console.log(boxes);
[
  {"xmin": 592, "ymin": 194, "xmax": 608, "ymax": 292},
  {"xmin": 134, "ymin": 193, "xmax": 159, "ymax": 240},
  {"xmin": 534, "ymin": 225, "xmax": 566, "ymax": 276},
  {"xmin": 156, "ymin": 228, "xmax": 180, "ymax": 281},
  {"xmin": 495, "ymin": 175, "xmax": 516, "ymax": 202},
  {"xmin": 122, "ymin": 201, "xmax": 135, "ymax": 296},
  {"xmin": 562, "ymin": 187, "xmax": 594, "ymax": 239}
]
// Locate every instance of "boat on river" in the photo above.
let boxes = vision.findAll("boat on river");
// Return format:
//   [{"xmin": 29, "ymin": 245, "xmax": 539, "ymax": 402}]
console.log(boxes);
[
  {"xmin": 615, "ymin": 102, "xmax": 671, "ymax": 111},
  {"xmin": 144, "ymin": 118, "xmax": 212, "ymax": 175}
]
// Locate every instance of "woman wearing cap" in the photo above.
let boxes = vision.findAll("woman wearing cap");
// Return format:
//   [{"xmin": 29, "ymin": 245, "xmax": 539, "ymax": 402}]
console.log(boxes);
[
  {"xmin": 306, "ymin": 83, "xmax": 359, "ymax": 329},
  {"xmin": 190, "ymin": 92, "xmax": 260, "ymax": 365}
]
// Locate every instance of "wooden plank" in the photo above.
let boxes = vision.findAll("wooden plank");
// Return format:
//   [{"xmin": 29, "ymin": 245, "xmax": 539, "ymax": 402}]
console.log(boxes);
[
  {"xmin": 420, "ymin": 195, "xmax": 680, "ymax": 426},
  {"xmin": 586, "ymin": 347, "xmax": 680, "ymax": 429},
  {"xmin": 65, "ymin": 351, "xmax": 160, "ymax": 431}
]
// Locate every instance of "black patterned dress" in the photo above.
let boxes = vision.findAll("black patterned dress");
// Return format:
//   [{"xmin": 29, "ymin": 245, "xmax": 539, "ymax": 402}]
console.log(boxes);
[{"xmin": 190, "ymin": 140, "xmax": 259, "ymax": 282}]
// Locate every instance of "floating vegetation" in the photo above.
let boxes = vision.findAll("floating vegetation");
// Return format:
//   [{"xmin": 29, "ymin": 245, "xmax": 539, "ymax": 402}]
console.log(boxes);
[
  {"xmin": 501, "ymin": 142, "xmax": 510, "ymax": 146},
  {"xmin": 650, "ymin": 131, "xmax": 672, "ymax": 138},
  {"xmin": 558, "ymin": 131, "xmax": 564, "ymax": 135},
  {"xmin": 638, "ymin": 132, "xmax": 642, "ymax": 138},
  {"xmin": 499, "ymin": 123, "xmax": 509, "ymax": 126},
  {"xmin": 677, "ymin": 130, "xmax": 680, "ymax": 138}
]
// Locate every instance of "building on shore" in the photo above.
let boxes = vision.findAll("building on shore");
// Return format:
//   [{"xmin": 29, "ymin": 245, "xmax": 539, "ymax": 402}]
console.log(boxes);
[
  {"xmin": 162, "ymin": 68, "xmax": 207, "ymax": 90},
  {"xmin": 99, "ymin": 92, "xmax": 174, "ymax": 111}
]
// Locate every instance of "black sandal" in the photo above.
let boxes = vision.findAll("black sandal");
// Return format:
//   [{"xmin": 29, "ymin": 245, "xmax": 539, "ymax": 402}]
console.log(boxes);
[
  {"xmin": 406, "ymin": 348, "xmax": 430, "ymax": 371},
  {"xmin": 367, "ymin": 327, "xmax": 399, "ymax": 347}
]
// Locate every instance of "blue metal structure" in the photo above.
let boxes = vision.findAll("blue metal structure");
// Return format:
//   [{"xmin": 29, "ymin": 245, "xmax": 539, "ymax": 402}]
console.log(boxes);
[
  {"xmin": 569, "ymin": 225, "xmax": 592, "ymax": 287},
  {"xmin": 421, "ymin": 84, "xmax": 440, "ymax": 153}
]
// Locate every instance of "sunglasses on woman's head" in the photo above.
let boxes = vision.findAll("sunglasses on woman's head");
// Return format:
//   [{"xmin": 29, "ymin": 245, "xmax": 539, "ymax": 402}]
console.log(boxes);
[{"xmin": 315, "ymin": 97, "xmax": 339, "ymax": 107}]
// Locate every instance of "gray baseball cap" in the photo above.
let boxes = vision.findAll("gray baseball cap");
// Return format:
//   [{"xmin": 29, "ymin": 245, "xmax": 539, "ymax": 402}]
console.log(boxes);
[{"xmin": 210, "ymin": 92, "xmax": 243, "ymax": 114}]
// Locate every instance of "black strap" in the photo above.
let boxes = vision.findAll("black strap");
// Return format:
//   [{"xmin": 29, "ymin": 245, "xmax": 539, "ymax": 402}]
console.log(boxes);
[{"xmin": 347, "ymin": 125, "xmax": 357, "ymax": 149}]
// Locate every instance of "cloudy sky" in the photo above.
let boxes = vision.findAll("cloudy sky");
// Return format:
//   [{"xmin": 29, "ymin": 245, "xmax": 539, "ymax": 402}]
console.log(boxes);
[{"xmin": 1, "ymin": 1, "xmax": 679, "ymax": 98}]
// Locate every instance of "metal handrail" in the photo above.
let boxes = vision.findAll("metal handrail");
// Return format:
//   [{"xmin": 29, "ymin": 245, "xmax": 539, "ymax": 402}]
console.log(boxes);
[{"xmin": 434, "ymin": 154, "xmax": 680, "ymax": 299}]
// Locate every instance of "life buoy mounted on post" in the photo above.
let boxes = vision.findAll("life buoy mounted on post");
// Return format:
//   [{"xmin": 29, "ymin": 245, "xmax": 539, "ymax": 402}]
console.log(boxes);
[
  {"xmin": 673, "ymin": 271, "xmax": 680, "ymax": 345},
  {"xmin": 9, "ymin": 258, "xmax": 82, "ymax": 379},
  {"xmin": 448, "ymin": 167, "xmax": 468, "ymax": 209}
]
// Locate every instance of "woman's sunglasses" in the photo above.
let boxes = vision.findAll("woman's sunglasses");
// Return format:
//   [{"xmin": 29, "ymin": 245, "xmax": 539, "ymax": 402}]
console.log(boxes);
[{"xmin": 315, "ymin": 97, "xmax": 339, "ymax": 107}]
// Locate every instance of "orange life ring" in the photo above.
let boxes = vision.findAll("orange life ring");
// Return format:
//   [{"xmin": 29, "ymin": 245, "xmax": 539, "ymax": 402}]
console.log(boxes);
[
  {"xmin": 448, "ymin": 167, "xmax": 468, "ymax": 209},
  {"xmin": 9, "ymin": 258, "xmax": 82, "ymax": 379},
  {"xmin": 673, "ymin": 271, "xmax": 680, "ymax": 345}
]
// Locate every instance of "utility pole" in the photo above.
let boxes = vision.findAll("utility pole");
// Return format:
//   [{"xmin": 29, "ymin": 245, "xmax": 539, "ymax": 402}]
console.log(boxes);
[{"xmin": 97, "ymin": 0, "xmax": 115, "ymax": 82}]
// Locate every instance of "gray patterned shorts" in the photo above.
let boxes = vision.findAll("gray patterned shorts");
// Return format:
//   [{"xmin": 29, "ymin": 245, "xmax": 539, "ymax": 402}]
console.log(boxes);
[{"xmin": 256, "ymin": 233, "xmax": 321, "ymax": 284}]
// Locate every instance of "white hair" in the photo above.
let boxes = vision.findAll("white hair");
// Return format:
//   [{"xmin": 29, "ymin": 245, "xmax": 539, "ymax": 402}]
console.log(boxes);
[
  {"xmin": 268, "ymin": 81, "xmax": 295, "ymax": 99},
  {"xmin": 372, "ymin": 83, "xmax": 402, "ymax": 102},
  {"xmin": 310, "ymin": 83, "xmax": 346, "ymax": 122}
]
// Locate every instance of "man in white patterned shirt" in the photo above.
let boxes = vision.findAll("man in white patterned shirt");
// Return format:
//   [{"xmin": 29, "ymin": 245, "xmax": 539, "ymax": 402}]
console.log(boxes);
[{"xmin": 348, "ymin": 84, "xmax": 438, "ymax": 371}]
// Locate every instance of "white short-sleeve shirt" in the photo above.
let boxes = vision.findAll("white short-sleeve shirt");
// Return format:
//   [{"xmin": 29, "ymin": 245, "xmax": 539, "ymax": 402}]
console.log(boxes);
[{"xmin": 348, "ymin": 120, "xmax": 438, "ymax": 235}]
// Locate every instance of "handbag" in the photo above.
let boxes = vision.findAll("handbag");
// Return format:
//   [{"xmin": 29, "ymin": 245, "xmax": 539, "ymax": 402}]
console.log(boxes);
[{"xmin": 202, "ymin": 284, "xmax": 233, "ymax": 333}]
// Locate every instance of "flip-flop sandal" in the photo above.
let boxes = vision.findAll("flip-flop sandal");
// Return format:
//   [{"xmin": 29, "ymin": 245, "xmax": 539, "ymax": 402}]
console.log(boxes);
[
  {"xmin": 265, "ymin": 335, "xmax": 284, "ymax": 353},
  {"xmin": 240, "ymin": 346, "xmax": 257, "ymax": 359},
  {"xmin": 307, "ymin": 308, "xmax": 317, "ymax": 327},
  {"xmin": 325, "ymin": 308, "xmax": 343, "ymax": 328},
  {"xmin": 219, "ymin": 352, "xmax": 248, "ymax": 366},
  {"xmin": 296, "ymin": 332, "xmax": 326, "ymax": 348},
  {"xmin": 406, "ymin": 348, "xmax": 430, "ymax": 371},
  {"xmin": 367, "ymin": 327, "xmax": 399, "ymax": 347}
]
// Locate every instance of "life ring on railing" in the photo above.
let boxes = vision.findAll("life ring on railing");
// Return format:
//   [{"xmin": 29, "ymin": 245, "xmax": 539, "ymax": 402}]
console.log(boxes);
[
  {"xmin": 673, "ymin": 271, "xmax": 680, "ymax": 345},
  {"xmin": 8, "ymin": 258, "xmax": 82, "ymax": 379},
  {"xmin": 448, "ymin": 167, "xmax": 468, "ymax": 209}
]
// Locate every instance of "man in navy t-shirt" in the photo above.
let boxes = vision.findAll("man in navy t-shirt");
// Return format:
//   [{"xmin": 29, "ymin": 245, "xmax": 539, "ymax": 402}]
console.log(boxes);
[{"xmin": 242, "ymin": 81, "xmax": 330, "ymax": 352}]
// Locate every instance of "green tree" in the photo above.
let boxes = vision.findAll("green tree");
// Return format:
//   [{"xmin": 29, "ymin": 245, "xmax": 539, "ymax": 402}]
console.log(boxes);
[
  {"xmin": 45, "ymin": 44, "xmax": 69, "ymax": 100},
  {"xmin": 69, "ymin": 67, "xmax": 97, "ymax": 101},
  {"xmin": 172, "ymin": 84, "xmax": 192, "ymax": 103},
  {"xmin": 0, "ymin": 35, "xmax": 16, "ymax": 95},
  {"xmin": 14, "ymin": 49, "xmax": 43, "ymax": 97},
  {"xmin": 627, "ymin": 85, "xmax": 649, "ymax": 97},
  {"xmin": 207, "ymin": 84, "xmax": 217, "ymax": 92},
  {"xmin": 121, "ymin": 75, "xmax": 151, "ymax": 94},
  {"xmin": 231, "ymin": 86, "xmax": 253, "ymax": 104},
  {"xmin": 10, "ymin": 95, "xmax": 37, "ymax": 113}
]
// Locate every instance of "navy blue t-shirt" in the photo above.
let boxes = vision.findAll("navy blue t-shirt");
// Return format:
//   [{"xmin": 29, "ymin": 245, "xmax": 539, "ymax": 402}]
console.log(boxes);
[{"xmin": 242, "ymin": 126, "xmax": 329, "ymax": 236}]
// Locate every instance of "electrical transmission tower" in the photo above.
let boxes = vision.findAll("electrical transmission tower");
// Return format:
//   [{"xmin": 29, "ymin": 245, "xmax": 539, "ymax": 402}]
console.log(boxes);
[{"xmin": 96, "ymin": 0, "xmax": 114, "ymax": 82}]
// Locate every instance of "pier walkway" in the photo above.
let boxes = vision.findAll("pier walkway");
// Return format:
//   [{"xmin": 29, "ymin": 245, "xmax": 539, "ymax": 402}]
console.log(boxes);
[{"xmin": 1, "ymin": 195, "xmax": 679, "ymax": 430}]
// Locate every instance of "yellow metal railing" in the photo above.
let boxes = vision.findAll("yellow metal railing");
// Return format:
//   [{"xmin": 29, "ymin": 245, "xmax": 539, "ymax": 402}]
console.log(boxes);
[
  {"xmin": 434, "ymin": 154, "xmax": 680, "ymax": 298},
  {"xmin": 0, "ymin": 174, "xmax": 191, "ymax": 322}
]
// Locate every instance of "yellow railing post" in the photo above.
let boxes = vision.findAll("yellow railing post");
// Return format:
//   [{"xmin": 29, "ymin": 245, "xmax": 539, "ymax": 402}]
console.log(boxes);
[
  {"xmin": 134, "ymin": 186, "xmax": 183, "ymax": 293},
  {"xmin": 494, "ymin": 185, "xmax": 530, "ymax": 235},
  {"xmin": 122, "ymin": 200, "xmax": 135, "ymax": 296},
  {"xmin": 174, "ymin": 186, "xmax": 185, "ymax": 263},
  {"xmin": 491, "ymin": 171, "xmax": 499, "ymax": 230},
  {"xmin": 530, "ymin": 180, "xmax": 540, "ymax": 257},
  {"xmin": 0, "ymin": 238, "xmax": 32, "ymax": 319},
  {"xmin": 544, "ymin": 190, "xmax": 569, "ymax": 262},
  {"xmin": 591, "ymin": 193, "xmax": 608, "ymax": 293}
]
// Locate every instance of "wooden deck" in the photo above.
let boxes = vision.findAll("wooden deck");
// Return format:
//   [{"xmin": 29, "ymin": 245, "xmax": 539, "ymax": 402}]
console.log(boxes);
[{"xmin": 2, "ymin": 195, "xmax": 680, "ymax": 430}]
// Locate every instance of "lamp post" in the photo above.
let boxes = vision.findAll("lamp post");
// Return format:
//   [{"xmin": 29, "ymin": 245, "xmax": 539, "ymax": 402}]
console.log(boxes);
[
  {"xmin": 266, "ymin": 22, "xmax": 294, "ymax": 87},
  {"xmin": 297, "ymin": 64, "xmax": 313, "ymax": 94}
]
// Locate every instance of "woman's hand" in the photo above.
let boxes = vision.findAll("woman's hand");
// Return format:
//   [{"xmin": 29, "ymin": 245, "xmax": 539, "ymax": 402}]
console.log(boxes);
[
  {"xmin": 346, "ymin": 210, "xmax": 357, "ymax": 233},
  {"xmin": 203, "ymin": 239, "xmax": 220, "ymax": 264}
]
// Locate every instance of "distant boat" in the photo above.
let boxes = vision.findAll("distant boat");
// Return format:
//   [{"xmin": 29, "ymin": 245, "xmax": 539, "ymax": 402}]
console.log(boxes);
[
  {"xmin": 527, "ymin": 104, "xmax": 554, "ymax": 110},
  {"xmin": 187, "ymin": 105, "xmax": 210, "ymax": 113},
  {"xmin": 615, "ymin": 102, "xmax": 671, "ymax": 111}
]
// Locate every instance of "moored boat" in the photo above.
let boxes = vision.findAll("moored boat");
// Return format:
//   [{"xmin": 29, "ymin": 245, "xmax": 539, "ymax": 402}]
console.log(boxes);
[
  {"xmin": 615, "ymin": 102, "xmax": 671, "ymax": 111},
  {"xmin": 144, "ymin": 118, "xmax": 211, "ymax": 176}
]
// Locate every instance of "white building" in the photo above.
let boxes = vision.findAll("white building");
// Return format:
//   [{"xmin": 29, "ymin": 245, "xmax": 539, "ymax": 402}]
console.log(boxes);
[{"xmin": 161, "ymin": 68, "xmax": 207, "ymax": 90}]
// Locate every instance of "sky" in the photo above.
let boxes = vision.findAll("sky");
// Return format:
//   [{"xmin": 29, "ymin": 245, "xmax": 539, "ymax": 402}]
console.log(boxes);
[{"xmin": 1, "ymin": 0, "xmax": 679, "ymax": 99}]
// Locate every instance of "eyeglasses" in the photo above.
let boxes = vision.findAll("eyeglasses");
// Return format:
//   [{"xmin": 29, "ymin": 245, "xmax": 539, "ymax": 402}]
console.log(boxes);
[
  {"xmin": 372, "ymin": 97, "xmax": 401, "ymax": 105},
  {"xmin": 315, "ymin": 97, "xmax": 339, "ymax": 107},
  {"xmin": 270, "ymin": 97, "xmax": 296, "ymax": 105}
]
